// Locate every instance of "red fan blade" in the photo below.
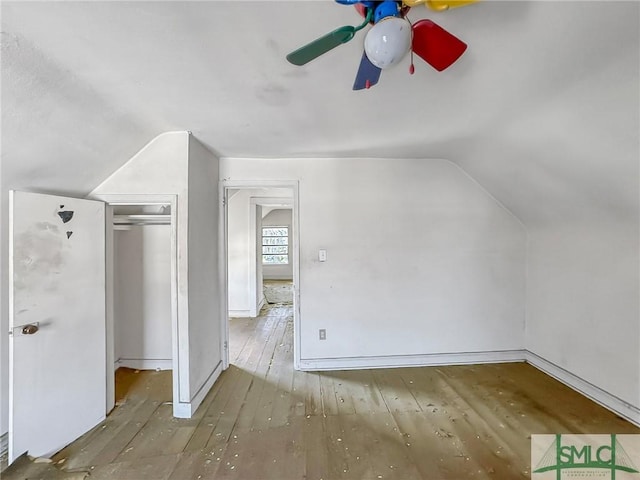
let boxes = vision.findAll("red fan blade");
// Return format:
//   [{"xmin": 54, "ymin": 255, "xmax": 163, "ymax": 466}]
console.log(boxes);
[
  {"xmin": 354, "ymin": 3, "xmax": 367, "ymax": 17},
  {"xmin": 411, "ymin": 19, "xmax": 467, "ymax": 71}
]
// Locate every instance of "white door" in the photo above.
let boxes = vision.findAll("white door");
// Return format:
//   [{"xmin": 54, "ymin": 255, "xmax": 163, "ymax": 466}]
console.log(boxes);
[{"xmin": 8, "ymin": 191, "xmax": 106, "ymax": 464}]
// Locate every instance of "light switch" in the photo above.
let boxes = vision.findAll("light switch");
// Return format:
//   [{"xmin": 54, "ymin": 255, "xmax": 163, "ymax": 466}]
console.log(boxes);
[{"xmin": 319, "ymin": 249, "xmax": 327, "ymax": 262}]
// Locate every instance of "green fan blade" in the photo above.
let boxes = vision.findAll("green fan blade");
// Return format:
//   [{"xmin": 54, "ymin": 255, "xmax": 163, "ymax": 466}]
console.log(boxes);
[
  {"xmin": 287, "ymin": 28, "xmax": 354, "ymax": 65},
  {"xmin": 286, "ymin": 9, "xmax": 372, "ymax": 66}
]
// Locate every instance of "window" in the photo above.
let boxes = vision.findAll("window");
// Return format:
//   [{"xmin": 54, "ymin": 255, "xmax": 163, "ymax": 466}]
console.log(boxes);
[{"xmin": 262, "ymin": 226, "xmax": 288, "ymax": 264}]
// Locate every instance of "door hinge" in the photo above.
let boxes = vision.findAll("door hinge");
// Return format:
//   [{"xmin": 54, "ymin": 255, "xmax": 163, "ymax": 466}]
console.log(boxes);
[
  {"xmin": 224, "ymin": 341, "xmax": 228, "ymax": 350},
  {"xmin": 222, "ymin": 196, "xmax": 227, "ymax": 207}
]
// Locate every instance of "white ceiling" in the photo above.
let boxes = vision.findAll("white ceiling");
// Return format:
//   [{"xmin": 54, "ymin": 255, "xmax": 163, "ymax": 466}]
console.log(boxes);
[{"xmin": 1, "ymin": 1, "xmax": 638, "ymax": 226}]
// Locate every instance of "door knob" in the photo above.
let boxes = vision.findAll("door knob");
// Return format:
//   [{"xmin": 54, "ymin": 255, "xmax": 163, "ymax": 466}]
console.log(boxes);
[
  {"xmin": 9, "ymin": 321, "xmax": 41, "ymax": 336},
  {"xmin": 22, "ymin": 324, "xmax": 39, "ymax": 335}
]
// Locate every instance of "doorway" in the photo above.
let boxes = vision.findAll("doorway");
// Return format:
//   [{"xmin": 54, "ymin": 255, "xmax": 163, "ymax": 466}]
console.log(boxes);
[
  {"xmin": 260, "ymin": 207, "xmax": 294, "ymax": 311},
  {"xmin": 222, "ymin": 182, "xmax": 300, "ymax": 370},
  {"xmin": 112, "ymin": 204, "xmax": 172, "ymax": 378},
  {"xmin": 92, "ymin": 194, "xmax": 180, "ymax": 415}
]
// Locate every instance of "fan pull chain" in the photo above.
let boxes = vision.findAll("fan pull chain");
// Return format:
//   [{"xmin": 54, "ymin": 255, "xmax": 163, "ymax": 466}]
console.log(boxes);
[{"xmin": 407, "ymin": 14, "xmax": 415, "ymax": 75}]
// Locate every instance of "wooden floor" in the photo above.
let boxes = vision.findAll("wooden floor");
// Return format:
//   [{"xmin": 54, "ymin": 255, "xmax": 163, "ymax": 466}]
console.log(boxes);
[
  {"xmin": 3, "ymin": 304, "xmax": 638, "ymax": 479},
  {"xmin": 263, "ymin": 279, "xmax": 293, "ymax": 305}
]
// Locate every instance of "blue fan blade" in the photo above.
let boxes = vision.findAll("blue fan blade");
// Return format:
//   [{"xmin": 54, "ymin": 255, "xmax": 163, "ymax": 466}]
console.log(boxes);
[
  {"xmin": 335, "ymin": 0, "xmax": 376, "ymax": 6},
  {"xmin": 353, "ymin": 51, "xmax": 382, "ymax": 90}
]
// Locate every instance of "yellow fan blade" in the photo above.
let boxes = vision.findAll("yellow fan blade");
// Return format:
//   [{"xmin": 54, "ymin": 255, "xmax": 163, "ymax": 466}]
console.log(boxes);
[
  {"xmin": 425, "ymin": 0, "xmax": 478, "ymax": 11},
  {"xmin": 403, "ymin": 0, "xmax": 479, "ymax": 11},
  {"xmin": 403, "ymin": 0, "xmax": 429, "ymax": 6}
]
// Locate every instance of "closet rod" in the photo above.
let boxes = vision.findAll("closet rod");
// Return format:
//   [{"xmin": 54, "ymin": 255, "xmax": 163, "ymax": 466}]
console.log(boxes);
[{"xmin": 113, "ymin": 214, "xmax": 171, "ymax": 226}]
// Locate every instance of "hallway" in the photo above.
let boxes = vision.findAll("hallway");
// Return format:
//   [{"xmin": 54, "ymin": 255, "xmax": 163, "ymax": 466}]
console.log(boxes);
[{"xmin": 3, "ymin": 304, "xmax": 638, "ymax": 479}]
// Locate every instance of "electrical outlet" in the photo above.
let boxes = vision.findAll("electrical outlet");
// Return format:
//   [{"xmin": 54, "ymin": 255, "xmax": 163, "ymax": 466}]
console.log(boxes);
[{"xmin": 319, "ymin": 329, "xmax": 326, "ymax": 340}]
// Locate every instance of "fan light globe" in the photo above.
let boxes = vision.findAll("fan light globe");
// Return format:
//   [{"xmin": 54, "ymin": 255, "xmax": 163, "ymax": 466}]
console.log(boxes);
[{"xmin": 364, "ymin": 17, "xmax": 412, "ymax": 69}]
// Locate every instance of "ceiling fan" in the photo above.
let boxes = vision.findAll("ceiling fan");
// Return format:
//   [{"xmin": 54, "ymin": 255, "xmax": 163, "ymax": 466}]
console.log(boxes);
[{"xmin": 286, "ymin": 0, "xmax": 477, "ymax": 90}]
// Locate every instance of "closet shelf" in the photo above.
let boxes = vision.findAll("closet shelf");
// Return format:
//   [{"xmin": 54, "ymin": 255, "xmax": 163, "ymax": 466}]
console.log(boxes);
[{"xmin": 113, "ymin": 214, "xmax": 171, "ymax": 226}]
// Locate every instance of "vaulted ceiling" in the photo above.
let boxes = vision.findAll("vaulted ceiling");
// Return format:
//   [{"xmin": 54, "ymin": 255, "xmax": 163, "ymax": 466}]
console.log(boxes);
[{"xmin": 2, "ymin": 1, "xmax": 638, "ymax": 226}]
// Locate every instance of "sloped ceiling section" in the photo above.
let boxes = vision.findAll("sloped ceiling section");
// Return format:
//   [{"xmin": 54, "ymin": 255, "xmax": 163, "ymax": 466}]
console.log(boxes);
[
  {"xmin": 1, "ymin": 22, "xmax": 156, "ymax": 195},
  {"xmin": 1, "ymin": 1, "xmax": 638, "ymax": 226}
]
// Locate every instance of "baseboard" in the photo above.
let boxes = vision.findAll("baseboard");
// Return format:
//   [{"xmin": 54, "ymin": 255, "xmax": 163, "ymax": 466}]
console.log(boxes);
[
  {"xmin": 526, "ymin": 351, "xmax": 640, "ymax": 427},
  {"xmin": 173, "ymin": 360, "xmax": 223, "ymax": 419},
  {"xmin": 230, "ymin": 302, "xmax": 269, "ymax": 318},
  {"xmin": 299, "ymin": 349, "xmax": 526, "ymax": 371},
  {"xmin": 115, "ymin": 358, "xmax": 172, "ymax": 371}
]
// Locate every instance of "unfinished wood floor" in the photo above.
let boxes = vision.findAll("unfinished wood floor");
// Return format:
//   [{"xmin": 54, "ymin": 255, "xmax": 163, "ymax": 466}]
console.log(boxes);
[{"xmin": 3, "ymin": 304, "xmax": 638, "ymax": 480}]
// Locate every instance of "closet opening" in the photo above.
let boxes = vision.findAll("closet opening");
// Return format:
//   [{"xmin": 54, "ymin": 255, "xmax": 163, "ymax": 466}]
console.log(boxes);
[
  {"xmin": 96, "ymin": 195, "xmax": 180, "ymax": 415},
  {"xmin": 113, "ymin": 203, "xmax": 172, "ymax": 369}
]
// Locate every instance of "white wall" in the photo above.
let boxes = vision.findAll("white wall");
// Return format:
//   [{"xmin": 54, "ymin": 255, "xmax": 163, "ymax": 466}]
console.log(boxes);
[
  {"xmin": 114, "ymin": 225, "xmax": 172, "ymax": 369},
  {"xmin": 91, "ymin": 132, "xmax": 191, "ymax": 409},
  {"xmin": 186, "ymin": 134, "xmax": 222, "ymax": 402},
  {"xmin": 227, "ymin": 188, "xmax": 293, "ymax": 317},
  {"xmin": 526, "ymin": 223, "xmax": 640, "ymax": 420},
  {"xmin": 221, "ymin": 157, "xmax": 527, "ymax": 364},
  {"xmin": 1, "ymin": 192, "xmax": 8, "ymax": 437},
  {"xmin": 227, "ymin": 189, "xmax": 252, "ymax": 315},
  {"xmin": 262, "ymin": 209, "xmax": 293, "ymax": 280},
  {"xmin": 91, "ymin": 131, "xmax": 222, "ymax": 417}
]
